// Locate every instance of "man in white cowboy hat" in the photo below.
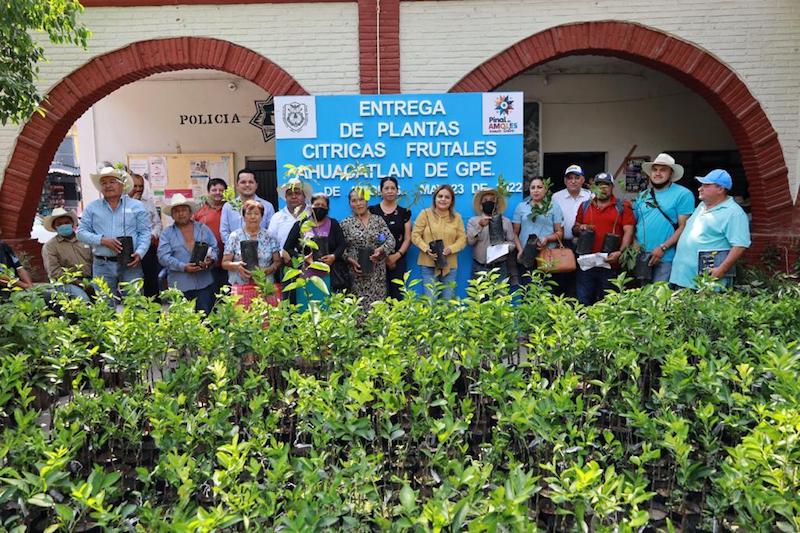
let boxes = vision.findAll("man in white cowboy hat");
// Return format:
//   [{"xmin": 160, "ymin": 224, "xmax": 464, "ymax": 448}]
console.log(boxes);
[
  {"xmin": 268, "ymin": 177, "xmax": 313, "ymax": 251},
  {"xmin": 220, "ymin": 168, "xmax": 275, "ymax": 246},
  {"xmin": 670, "ymin": 169, "xmax": 750, "ymax": 290},
  {"xmin": 633, "ymin": 153, "xmax": 695, "ymax": 283},
  {"xmin": 157, "ymin": 194, "xmax": 219, "ymax": 314},
  {"xmin": 41, "ymin": 208, "xmax": 93, "ymax": 301},
  {"xmin": 466, "ymin": 187, "xmax": 520, "ymax": 280},
  {"xmin": 77, "ymin": 165, "xmax": 151, "ymax": 299}
]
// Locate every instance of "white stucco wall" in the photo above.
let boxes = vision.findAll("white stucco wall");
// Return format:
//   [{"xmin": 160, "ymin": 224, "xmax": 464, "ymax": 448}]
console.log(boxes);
[
  {"xmin": 497, "ymin": 62, "xmax": 736, "ymax": 197},
  {"xmin": 0, "ymin": 2, "xmax": 359, "ymax": 185},
  {"xmin": 75, "ymin": 73, "xmax": 274, "ymax": 206},
  {"xmin": 400, "ymin": 0, "xmax": 800, "ymax": 198}
]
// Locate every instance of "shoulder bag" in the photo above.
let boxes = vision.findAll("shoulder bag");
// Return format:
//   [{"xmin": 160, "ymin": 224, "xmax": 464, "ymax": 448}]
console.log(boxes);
[{"xmin": 536, "ymin": 235, "xmax": 577, "ymax": 273}]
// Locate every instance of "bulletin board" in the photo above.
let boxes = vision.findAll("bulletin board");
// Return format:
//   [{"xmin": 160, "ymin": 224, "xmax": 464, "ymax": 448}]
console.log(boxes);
[{"xmin": 127, "ymin": 153, "xmax": 234, "ymax": 208}]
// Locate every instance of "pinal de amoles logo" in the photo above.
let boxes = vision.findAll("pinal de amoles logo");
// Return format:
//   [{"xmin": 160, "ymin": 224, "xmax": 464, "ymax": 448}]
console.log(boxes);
[
  {"xmin": 494, "ymin": 95, "xmax": 514, "ymax": 116},
  {"xmin": 282, "ymin": 101, "xmax": 308, "ymax": 133},
  {"xmin": 487, "ymin": 94, "xmax": 519, "ymax": 133}
]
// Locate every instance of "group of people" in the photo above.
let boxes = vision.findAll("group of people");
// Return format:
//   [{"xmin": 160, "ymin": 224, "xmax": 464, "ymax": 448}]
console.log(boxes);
[{"xmin": 0, "ymin": 151, "xmax": 751, "ymax": 311}]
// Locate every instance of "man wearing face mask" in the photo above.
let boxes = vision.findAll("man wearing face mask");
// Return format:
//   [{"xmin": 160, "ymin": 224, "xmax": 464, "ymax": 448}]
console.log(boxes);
[
  {"xmin": 573, "ymin": 172, "xmax": 636, "ymax": 305},
  {"xmin": 633, "ymin": 153, "xmax": 695, "ymax": 283},
  {"xmin": 466, "ymin": 188, "xmax": 521, "ymax": 280},
  {"xmin": 41, "ymin": 208, "xmax": 94, "ymax": 301}
]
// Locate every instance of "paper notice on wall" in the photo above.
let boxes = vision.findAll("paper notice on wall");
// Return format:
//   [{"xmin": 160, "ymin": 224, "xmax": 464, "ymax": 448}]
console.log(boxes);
[
  {"xmin": 209, "ymin": 156, "xmax": 231, "ymax": 184},
  {"xmin": 165, "ymin": 188, "xmax": 193, "ymax": 199},
  {"xmin": 129, "ymin": 158, "xmax": 149, "ymax": 178},
  {"xmin": 151, "ymin": 190, "xmax": 165, "ymax": 207},
  {"xmin": 148, "ymin": 157, "xmax": 168, "ymax": 188},
  {"xmin": 191, "ymin": 177, "xmax": 208, "ymax": 199},
  {"xmin": 190, "ymin": 160, "xmax": 209, "ymax": 177}
]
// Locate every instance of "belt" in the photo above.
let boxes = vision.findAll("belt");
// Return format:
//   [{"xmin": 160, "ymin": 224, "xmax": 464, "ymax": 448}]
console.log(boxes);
[{"xmin": 94, "ymin": 255, "xmax": 116, "ymax": 262}]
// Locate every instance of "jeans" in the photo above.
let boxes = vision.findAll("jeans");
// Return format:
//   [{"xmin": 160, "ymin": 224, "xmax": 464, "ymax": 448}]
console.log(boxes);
[
  {"xmin": 184, "ymin": 284, "xmax": 215, "ymax": 315},
  {"xmin": 92, "ymin": 257, "xmax": 143, "ymax": 300},
  {"xmin": 471, "ymin": 259, "xmax": 508, "ymax": 282},
  {"xmin": 576, "ymin": 266, "xmax": 616, "ymax": 305},
  {"xmin": 651, "ymin": 261, "xmax": 672, "ymax": 283},
  {"xmin": 420, "ymin": 265, "xmax": 457, "ymax": 301},
  {"xmin": 50, "ymin": 282, "xmax": 92, "ymax": 302}
]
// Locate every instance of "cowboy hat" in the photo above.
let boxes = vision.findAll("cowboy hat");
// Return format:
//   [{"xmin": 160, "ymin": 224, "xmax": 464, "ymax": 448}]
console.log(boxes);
[
  {"xmin": 472, "ymin": 187, "xmax": 507, "ymax": 215},
  {"xmin": 163, "ymin": 193, "xmax": 198, "ymax": 218},
  {"xmin": 642, "ymin": 153, "xmax": 684, "ymax": 182},
  {"xmin": 90, "ymin": 165, "xmax": 132, "ymax": 193},
  {"xmin": 43, "ymin": 208, "xmax": 79, "ymax": 233},
  {"xmin": 278, "ymin": 178, "xmax": 313, "ymax": 200}
]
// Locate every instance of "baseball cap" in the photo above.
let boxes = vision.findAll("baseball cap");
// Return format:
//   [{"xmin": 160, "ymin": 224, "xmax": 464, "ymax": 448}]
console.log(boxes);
[
  {"xmin": 695, "ymin": 169, "xmax": 732, "ymax": 190},
  {"xmin": 564, "ymin": 164, "xmax": 584, "ymax": 176},
  {"xmin": 594, "ymin": 172, "xmax": 614, "ymax": 185}
]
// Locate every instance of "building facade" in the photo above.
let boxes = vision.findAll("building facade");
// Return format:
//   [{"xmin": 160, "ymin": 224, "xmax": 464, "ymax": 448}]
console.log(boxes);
[{"xmin": 1, "ymin": 0, "xmax": 798, "ymax": 268}]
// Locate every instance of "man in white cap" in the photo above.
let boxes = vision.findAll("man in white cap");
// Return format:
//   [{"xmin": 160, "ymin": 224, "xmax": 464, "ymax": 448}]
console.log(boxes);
[
  {"xmin": 41, "ymin": 208, "xmax": 93, "ymax": 301},
  {"xmin": 268, "ymin": 177, "xmax": 312, "ymax": 250},
  {"xmin": 633, "ymin": 153, "xmax": 695, "ymax": 282},
  {"xmin": 77, "ymin": 165, "xmax": 151, "ymax": 299},
  {"xmin": 157, "ymin": 194, "xmax": 218, "ymax": 314},
  {"xmin": 551, "ymin": 164, "xmax": 592, "ymax": 295},
  {"xmin": 670, "ymin": 169, "xmax": 750, "ymax": 289}
]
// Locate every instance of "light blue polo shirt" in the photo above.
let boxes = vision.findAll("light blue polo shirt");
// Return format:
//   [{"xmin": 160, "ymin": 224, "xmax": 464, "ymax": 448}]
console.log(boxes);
[
  {"xmin": 633, "ymin": 184, "xmax": 695, "ymax": 262},
  {"xmin": 512, "ymin": 200, "xmax": 564, "ymax": 248},
  {"xmin": 669, "ymin": 197, "xmax": 750, "ymax": 289}
]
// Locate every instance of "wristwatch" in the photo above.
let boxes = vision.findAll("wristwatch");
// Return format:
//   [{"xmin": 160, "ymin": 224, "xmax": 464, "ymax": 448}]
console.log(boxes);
[{"xmin": 659, "ymin": 244, "xmax": 668, "ymax": 252}]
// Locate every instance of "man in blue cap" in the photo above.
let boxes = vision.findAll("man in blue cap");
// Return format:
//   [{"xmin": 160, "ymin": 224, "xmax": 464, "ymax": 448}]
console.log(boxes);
[{"xmin": 669, "ymin": 169, "xmax": 750, "ymax": 289}]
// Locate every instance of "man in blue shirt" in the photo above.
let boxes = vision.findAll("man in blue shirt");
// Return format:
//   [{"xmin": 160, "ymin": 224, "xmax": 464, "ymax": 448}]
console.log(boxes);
[
  {"xmin": 634, "ymin": 153, "xmax": 695, "ymax": 282},
  {"xmin": 77, "ymin": 166, "xmax": 151, "ymax": 299},
  {"xmin": 670, "ymin": 169, "xmax": 750, "ymax": 289},
  {"xmin": 157, "ymin": 194, "xmax": 219, "ymax": 314},
  {"xmin": 220, "ymin": 169, "xmax": 275, "ymax": 245}
]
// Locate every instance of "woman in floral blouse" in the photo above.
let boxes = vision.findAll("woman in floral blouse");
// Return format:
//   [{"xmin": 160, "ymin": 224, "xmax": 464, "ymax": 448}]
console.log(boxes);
[{"xmin": 341, "ymin": 187, "xmax": 395, "ymax": 309}]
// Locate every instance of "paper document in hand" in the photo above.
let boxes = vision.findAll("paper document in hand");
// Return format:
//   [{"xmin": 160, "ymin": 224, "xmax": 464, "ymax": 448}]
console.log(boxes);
[
  {"xmin": 486, "ymin": 243, "xmax": 510, "ymax": 264},
  {"xmin": 577, "ymin": 253, "xmax": 611, "ymax": 271}
]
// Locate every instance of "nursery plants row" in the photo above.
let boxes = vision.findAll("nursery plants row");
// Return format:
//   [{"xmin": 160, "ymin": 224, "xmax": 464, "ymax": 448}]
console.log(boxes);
[{"xmin": 1, "ymin": 273, "xmax": 800, "ymax": 531}]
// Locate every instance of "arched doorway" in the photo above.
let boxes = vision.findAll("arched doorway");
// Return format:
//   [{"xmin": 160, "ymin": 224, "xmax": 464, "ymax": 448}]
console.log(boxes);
[
  {"xmin": 450, "ymin": 21, "xmax": 794, "ymax": 258},
  {"xmin": 0, "ymin": 37, "xmax": 306, "ymax": 263}
]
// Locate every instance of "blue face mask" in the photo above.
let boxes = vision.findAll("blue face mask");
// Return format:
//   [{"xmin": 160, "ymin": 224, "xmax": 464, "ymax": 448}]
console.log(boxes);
[{"xmin": 56, "ymin": 224, "xmax": 74, "ymax": 237}]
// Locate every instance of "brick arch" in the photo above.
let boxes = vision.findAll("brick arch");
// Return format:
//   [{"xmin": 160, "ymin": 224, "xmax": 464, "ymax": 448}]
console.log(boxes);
[
  {"xmin": 0, "ymin": 37, "xmax": 306, "ymax": 262},
  {"xmin": 450, "ymin": 20, "xmax": 792, "ymax": 243}
]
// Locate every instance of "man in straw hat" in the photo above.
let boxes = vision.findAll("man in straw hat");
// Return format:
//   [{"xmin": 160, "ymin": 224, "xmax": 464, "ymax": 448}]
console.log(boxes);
[
  {"xmin": 41, "ymin": 208, "xmax": 93, "ymax": 301},
  {"xmin": 268, "ymin": 177, "xmax": 312, "ymax": 251},
  {"xmin": 77, "ymin": 165, "xmax": 151, "ymax": 300},
  {"xmin": 466, "ymin": 187, "xmax": 520, "ymax": 281},
  {"xmin": 157, "ymin": 194, "xmax": 218, "ymax": 314},
  {"xmin": 670, "ymin": 169, "xmax": 750, "ymax": 290},
  {"xmin": 633, "ymin": 153, "xmax": 695, "ymax": 283}
]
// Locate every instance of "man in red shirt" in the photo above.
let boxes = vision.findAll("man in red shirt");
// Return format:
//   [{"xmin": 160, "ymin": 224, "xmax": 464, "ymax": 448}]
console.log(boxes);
[
  {"xmin": 572, "ymin": 172, "xmax": 636, "ymax": 305},
  {"xmin": 193, "ymin": 178, "xmax": 228, "ymax": 294}
]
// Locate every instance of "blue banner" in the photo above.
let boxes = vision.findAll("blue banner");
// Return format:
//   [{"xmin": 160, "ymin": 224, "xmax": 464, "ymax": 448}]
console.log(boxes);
[{"xmin": 275, "ymin": 92, "xmax": 524, "ymax": 295}]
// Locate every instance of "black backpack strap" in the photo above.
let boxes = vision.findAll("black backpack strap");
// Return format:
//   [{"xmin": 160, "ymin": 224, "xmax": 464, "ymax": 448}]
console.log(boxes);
[{"xmin": 649, "ymin": 188, "xmax": 679, "ymax": 230}]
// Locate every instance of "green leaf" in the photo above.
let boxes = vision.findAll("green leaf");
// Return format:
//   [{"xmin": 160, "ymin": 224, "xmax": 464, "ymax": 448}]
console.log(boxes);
[
  {"xmin": 399, "ymin": 483, "xmax": 416, "ymax": 512},
  {"xmin": 308, "ymin": 275, "xmax": 330, "ymax": 296}
]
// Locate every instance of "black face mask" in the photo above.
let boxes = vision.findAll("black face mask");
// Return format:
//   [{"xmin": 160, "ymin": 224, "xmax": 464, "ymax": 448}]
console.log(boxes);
[
  {"xmin": 312, "ymin": 207, "xmax": 328, "ymax": 221},
  {"xmin": 481, "ymin": 201, "xmax": 496, "ymax": 216}
]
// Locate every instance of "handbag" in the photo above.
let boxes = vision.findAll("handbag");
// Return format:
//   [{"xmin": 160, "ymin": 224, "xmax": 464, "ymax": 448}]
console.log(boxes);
[
  {"xmin": 536, "ymin": 236, "xmax": 577, "ymax": 273},
  {"xmin": 232, "ymin": 282, "xmax": 282, "ymax": 309}
]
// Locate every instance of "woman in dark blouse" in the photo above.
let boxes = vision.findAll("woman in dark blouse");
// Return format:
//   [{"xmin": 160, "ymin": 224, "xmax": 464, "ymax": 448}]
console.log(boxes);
[
  {"xmin": 283, "ymin": 193, "xmax": 348, "ymax": 307},
  {"xmin": 369, "ymin": 177, "xmax": 412, "ymax": 299}
]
